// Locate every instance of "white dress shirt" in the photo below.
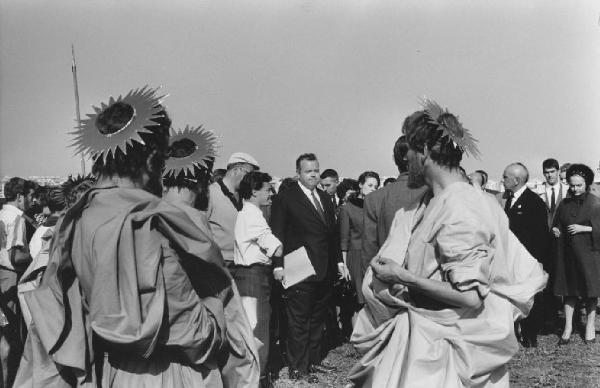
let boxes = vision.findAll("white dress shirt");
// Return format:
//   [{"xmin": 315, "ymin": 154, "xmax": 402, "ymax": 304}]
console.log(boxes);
[
  {"xmin": 298, "ymin": 181, "xmax": 324, "ymax": 210},
  {"xmin": 509, "ymin": 185, "xmax": 527, "ymax": 208},
  {"xmin": 544, "ymin": 182, "xmax": 566, "ymax": 206},
  {"xmin": 0, "ymin": 204, "xmax": 27, "ymax": 270},
  {"xmin": 234, "ymin": 201, "xmax": 282, "ymax": 266}
]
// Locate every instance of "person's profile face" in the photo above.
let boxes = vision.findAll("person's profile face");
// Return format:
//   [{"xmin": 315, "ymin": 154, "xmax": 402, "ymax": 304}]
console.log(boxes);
[
  {"xmin": 560, "ymin": 170, "xmax": 567, "ymax": 185},
  {"xmin": 468, "ymin": 173, "xmax": 483, "ymax": 188},
  {"xmin": 254, "ymin": 182, "xmax": 273, "ymax": 207},
  {"xmin": 297, "ymin": 160, "xmax": 320, "ymax": 190},
  {"xmin": 568, "ymin": 175, "xmax": 586, "ymax": 196},
  {"xmin": 360, "ymin": 177, "xmax": 379, "ymax": 197},
  {"xmin": 502, "ymin": 169, "xmax": 517, "ymax": 192},
  {"xmin": 543, "ymin": 168, "xmax": 559, "ymax": 185},
  {"xmin": 320, "ymin": 177, "xmax": 338, "ymax": 196}
]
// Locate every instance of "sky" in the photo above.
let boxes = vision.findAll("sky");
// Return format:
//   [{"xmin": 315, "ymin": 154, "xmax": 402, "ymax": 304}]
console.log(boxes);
[{"xmin": 1, "ymin": 0, "xmax": 599, "ymax": 182}]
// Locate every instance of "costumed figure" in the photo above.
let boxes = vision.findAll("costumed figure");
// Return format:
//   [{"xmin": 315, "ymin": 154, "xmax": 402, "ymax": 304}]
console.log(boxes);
[
  {"xmin": 14, "ymin": 86, "xmax": 259, "ymax": 388},
  {"xmin": 348, "ymin": 99, "xmax": 548, "ymax": 388}
]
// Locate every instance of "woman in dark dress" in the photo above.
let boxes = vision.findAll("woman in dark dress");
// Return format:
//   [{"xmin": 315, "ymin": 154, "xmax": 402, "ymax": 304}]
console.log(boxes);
[
  {"xmin": 339, "ymin": 171, "xmax": 380, "ymax": 305},
  {"xmin": 552, "ymin": 163, "xmax": 600, "ymax": 344}
]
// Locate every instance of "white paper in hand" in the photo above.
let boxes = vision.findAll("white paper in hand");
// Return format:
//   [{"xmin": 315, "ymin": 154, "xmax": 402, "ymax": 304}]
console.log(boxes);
[{"xmin": 282, "ymin": 246, "xmax": 315, "ymax": 289}]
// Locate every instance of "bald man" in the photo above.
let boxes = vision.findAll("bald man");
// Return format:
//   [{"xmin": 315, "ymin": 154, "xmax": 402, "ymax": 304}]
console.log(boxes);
[{"xmin": 502, "ymin": 163, "xmax": 549, "ymax": 347}]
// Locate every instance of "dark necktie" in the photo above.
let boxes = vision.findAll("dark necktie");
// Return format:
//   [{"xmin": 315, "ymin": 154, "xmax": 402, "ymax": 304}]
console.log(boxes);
[
  {"xmin": 550, "ymin": 187, "xmax": 556, "ymax": 213},
  {"xmin": 311, "ymin": 191, "xmax": 326, "ymax": 223},
  {"xmin": 504, "ymin": 191, "xmax": 514, "ymax": 212}
]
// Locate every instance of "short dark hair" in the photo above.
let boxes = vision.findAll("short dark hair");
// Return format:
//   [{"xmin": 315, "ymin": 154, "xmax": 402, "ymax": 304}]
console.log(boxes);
[
  {"xmin": 296, "ymin": 153, "xmax": 318, "ymax": 171},
  {"xmin": 393, "ymin": 135, "xmax": 409, "ymax": 173},
  {"xmin": 358, "ymin": 171, "xmax": 380, "ymax": 187},
  {"xmin": 542, "ymin": 158, "xmax": 559, "ymax": 171},
  {"xmin": 211, "ymin": 168, "xmax": 227, "ymax": 183},
  {"xmin": 475, "ymin": 169, "xmax": 488, "ymax": 187},
  {"xmin": 402, "ymin": 111, "xmax": 463, "ymax": 168},
  {"xmin": 91, "ymin": 106, "xmax": 171, "ymax": 180},
  {"xmin": 277, "ymin": 177, "xmax": 298, "ymax": 194},
  {"xmin": 383, "ymin": 177, "xmax": 396, "ymax": 186},
  {"xmin": 44, "ymin": 187, "xmax": 67, "ymax": 213},
  {"xmin": 566, "ymin": 163, "xmax": 594, "ymax": 188},
  {"xmin": 320, "ymin": 168, "xmax": 338, "ymax": 180},
  {"xmin": 239, "ymin": 171, "xmax": 272, "ymax": 200},
  {"xmin": 336, "ymin": 178, "xmax": 359, "ymax": 201},
  {"xmin": 163, "ymin": 162, "xmax": 214, "ymax": 211},
  {"xmin": 3, "ymin": 177, "xmax": 29, "ymax": 201},
  {"xmin": 560, "ymin": 163, "xmax": 571, "ymax": 173}
]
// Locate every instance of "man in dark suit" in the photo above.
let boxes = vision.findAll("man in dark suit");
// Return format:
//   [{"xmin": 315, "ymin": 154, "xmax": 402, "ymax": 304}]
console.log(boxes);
[
  {"xmin": 361, "ymin": 135, "xmax": 427, "ymax": 269},
  {"xmin": 502, "ymin": 162, "xmax": 549, "ymax": 347},
  {"xmin": 271, "ymin": 153, "xmax": 347, "ymax": 383}
]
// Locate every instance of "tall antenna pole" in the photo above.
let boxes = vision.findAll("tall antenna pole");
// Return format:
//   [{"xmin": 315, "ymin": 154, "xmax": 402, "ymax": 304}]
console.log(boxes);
[{"xmin": 71, "ymin": 44, "xmax": 85, "ymax": 176}]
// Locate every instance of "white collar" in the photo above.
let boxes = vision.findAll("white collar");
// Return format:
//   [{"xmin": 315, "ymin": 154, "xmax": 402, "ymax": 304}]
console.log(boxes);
[
  {"xmin": 242, "ymin": 200, "xmax": 261, "ymax": 212},
  {"xmin": 511, "ymin": 185, "xmax": 528, "ymax": 203},
  {"xmin": 298, "ymin": 181, "xmax": 317, "ymax": 196},
  {"xmin": 546, "ymin": 182, "xmax": 562, "ymax": 191}
]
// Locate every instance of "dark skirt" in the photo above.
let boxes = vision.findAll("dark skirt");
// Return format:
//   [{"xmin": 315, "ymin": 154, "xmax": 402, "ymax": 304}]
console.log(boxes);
[
  {"xmin": 553, "ymin": 243, "xmax": 600, "ymax": 298},
  {"xmin": 347, "ymin": 249, "xmax": 365, "ymax": 304}
]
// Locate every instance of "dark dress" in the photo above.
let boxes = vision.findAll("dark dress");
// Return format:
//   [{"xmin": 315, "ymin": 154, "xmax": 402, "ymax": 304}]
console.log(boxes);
[
  {"xmin": 340, "ymin": 196, "xmax": 366, "ymax": 304},
  {"xmin": 553, "ymin": 192, "xmax": 600, "ymax": 297}
]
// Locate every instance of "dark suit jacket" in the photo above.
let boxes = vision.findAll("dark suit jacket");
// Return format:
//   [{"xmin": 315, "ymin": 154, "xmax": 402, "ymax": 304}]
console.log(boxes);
[
  {"xmin": 505, "ymin": 187, "xmax": 549, "ymax": 264},
  {"xmin": 361, "ymin": 174, "xmax": 427, "ymax": 266},
  {"xmin": 271, "ymin": 183, "xmax": 342, "ymax": 282}
]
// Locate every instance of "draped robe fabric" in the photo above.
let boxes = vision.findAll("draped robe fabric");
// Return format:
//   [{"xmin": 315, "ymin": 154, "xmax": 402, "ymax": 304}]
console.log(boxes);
[
  {"xmin": 349, "ymin": 182, "xmax": 548, "ymax": 388},
  {"xmin": 13, "ymin": 187, "xmax": 259, "ymax": 388}
]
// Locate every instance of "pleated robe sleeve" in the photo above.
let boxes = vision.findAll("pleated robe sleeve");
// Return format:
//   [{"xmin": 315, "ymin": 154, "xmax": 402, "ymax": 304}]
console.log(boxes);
[{"xmin": 433, "ymin": 196, "xmax": 493, "ymax": 298}]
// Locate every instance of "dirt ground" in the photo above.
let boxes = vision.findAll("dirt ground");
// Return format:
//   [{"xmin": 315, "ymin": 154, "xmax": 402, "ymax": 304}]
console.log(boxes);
[{"xmin": 272, "ymin": 332, "xmax": 600, "ymax": 387}]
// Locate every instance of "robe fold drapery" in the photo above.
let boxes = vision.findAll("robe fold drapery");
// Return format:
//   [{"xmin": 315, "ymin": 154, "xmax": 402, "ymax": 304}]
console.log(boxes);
[
  {"xmin": 349, "ymin": 182, "xmax": 547, "ymax": 388},
  {"xmin": 14, "ymin": 187, "xmax": 259, "ymax": 388}
]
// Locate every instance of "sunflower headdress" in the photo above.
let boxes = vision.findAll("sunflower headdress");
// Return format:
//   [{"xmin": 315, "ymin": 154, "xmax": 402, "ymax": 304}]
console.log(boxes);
[
  {"xmin": 70, "ymin": 86, "xmax": 167, "ymax": 163},
  {"xmin": 419, "ymin": 97, "xmax": 481, "ymax": 159},
  {"xmin": 163, "ymin": 125, "xmax": 219, "ymax": 182},
  {"xmin": 51, "ymin": 174, "xmax": 96, "ymax": 208}
]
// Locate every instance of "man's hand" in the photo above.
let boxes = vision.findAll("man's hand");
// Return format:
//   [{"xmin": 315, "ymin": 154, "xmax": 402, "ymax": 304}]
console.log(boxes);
[
  {"xmin": 567, "ymin": 224, "xmax": 591, "ymax": 235},
  {"xmin": 552, "ymin": 227, "xmax": 561, "ymax": 238},
  {"xmin": 338, "ymin": 263, "xmax": 350, "ymax": 281},
  {"xmin": 370, "ymin": 256, "xmax": 416, "ymax": 286},
  {"xmin": 273, "ymin": 267, "xmax": 285, "ymax": 284}
]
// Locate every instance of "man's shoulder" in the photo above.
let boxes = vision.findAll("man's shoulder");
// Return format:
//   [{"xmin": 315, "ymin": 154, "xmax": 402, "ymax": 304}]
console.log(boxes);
[
  {"xmin": 523, "ymin": 187, "xmax": 546, "ymax": 206},
  {"xmin": 0, "ymin": 204, "xmax": 21, "ymax": 222}
]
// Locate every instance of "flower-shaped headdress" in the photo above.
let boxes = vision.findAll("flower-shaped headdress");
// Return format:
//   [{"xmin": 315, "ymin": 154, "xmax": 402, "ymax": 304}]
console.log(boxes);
[
  {"xmin": 51, "ymin": 174, "xmax": 96, "ymax": 208},
  {"xmin": 70, "ymin": 86, "xmax": 167, "ymax": 162},
  {"xmin": 163, "ymin": 125, "xmax": 219, "ymax": 180},
  {"xmin": 419, "ymin": 97, "xmax": 481, "ymax": 159}
]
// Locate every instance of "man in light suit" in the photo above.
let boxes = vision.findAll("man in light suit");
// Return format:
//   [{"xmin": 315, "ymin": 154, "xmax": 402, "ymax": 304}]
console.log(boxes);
[
  {"xmin": 361, "ymin": 135, "xmax": 427, "ymax": 270},
  {"xmin": 502, "ymin": 162, "xmax": 549, "ymax": 347},
  {"xmin": 270, "ymin": 153, "xmax": 347, "ymax": 383}
]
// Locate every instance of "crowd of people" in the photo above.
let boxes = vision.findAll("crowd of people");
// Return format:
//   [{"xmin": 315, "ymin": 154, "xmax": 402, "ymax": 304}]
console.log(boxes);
[{"xmin": 0, "ymin": 88, "xmax": 598, "ymax": 388}]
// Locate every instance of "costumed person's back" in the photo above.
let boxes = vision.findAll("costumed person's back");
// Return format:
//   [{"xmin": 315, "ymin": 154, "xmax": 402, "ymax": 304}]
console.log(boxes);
[
  {"xmin": 14, "ymin": 87, "xmax": 259, "ymax": 388},
  {"xmin": 348, "ymin": 99, "xmax": 548, "ymax": 388}
]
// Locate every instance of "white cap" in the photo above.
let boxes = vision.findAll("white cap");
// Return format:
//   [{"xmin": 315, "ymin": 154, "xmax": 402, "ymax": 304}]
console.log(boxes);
[{"xmin": 227, "ymin": 152, "xmax": 260, "ymax": 169}]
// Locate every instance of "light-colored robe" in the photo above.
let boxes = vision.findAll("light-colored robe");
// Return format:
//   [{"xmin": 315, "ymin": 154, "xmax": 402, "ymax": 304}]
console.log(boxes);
[
  {"xmin": 349, "ymin": 182, "xmax": 547, "ymax": 388},
  {"xmin": 14, "ymin": 187, "xmax": 259, "ymax": 388}
]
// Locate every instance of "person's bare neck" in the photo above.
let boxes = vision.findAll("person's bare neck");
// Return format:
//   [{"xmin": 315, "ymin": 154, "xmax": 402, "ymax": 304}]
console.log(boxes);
[
  {"xmin": 95, "ymin": 175, "xmax": 143, "ymax": 189},
  {"xmin": 221, "ymin": 174, "xmax": 237, "ymax": 193},
  {"xmin": 164, "ymin": 187, "xmax": 197, "ymax": 207},
  {"xmin": 430, "ymin": 167, "xmax": 465, "ymax": 196}
]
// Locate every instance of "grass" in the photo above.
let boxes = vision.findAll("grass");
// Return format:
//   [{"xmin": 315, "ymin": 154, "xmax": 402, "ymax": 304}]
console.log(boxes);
[{"xmin": 272, "ymin": 331, "xmax": 600, "ymax": 387}]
